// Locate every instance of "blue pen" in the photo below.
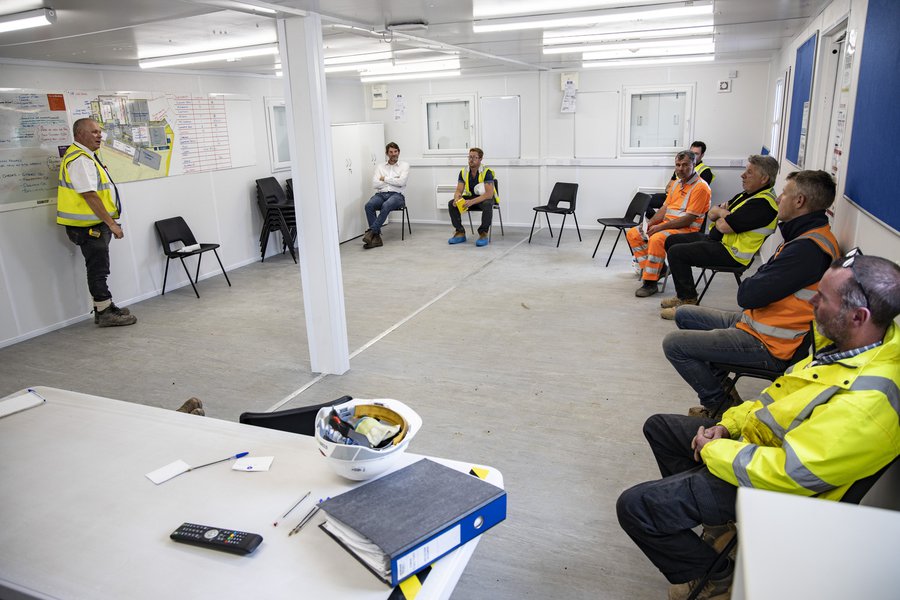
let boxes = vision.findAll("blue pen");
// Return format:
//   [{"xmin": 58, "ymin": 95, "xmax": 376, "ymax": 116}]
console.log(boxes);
[{"xmin": 187, "ymin": 451, "xmax": 249, "ymax": 471}]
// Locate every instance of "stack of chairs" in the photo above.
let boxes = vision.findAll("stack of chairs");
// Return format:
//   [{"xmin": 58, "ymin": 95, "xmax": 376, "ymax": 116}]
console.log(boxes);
[{"xmin": 255, "ymin": 177, "xmax": 297, "ymax": 263}]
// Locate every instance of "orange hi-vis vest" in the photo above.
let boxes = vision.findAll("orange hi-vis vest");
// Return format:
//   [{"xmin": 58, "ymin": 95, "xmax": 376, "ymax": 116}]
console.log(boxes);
[{"xmin": 736, "ymin": 225, "xmax": 840, "ymax": 360}]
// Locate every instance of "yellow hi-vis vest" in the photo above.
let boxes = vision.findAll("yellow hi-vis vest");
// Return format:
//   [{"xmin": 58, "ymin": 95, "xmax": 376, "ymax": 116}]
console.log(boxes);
[
  {"xmin": 57, "ymin": 145, "xmax": 118, "ymax": 227},
  {"xmin": 736, "ymin": 225, "xmax": 840, "ymax": 360},
  {"xmin": 696, "ymin": 161, "xmax": 715, "ymax": 183},
  {"xmin": 703, "ymin": 322, "xmax": 900, "ymax": 501},
  {"xmin": 720, "ymin": 187, "xmax": 778, "ymax": 266},
  {"xmin": 460, "ymin": 166, "xmax": 500, "ymax": 204}
]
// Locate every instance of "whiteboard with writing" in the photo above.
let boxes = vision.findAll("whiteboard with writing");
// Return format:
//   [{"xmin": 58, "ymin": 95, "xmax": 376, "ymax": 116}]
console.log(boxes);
[{"xmin": 0, "ymin": 89, "xmax": 256, "ymax": 213}]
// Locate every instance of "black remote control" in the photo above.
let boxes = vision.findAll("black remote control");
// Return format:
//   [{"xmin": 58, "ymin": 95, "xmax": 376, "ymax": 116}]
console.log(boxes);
[{"xmin": 170, "ymin": 522, "xmax": 263, "ymax": 555}]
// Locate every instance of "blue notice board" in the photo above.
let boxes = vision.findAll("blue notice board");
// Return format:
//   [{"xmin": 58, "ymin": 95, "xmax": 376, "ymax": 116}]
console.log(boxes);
[
  {"xmin": 844, "ymin": 0, "xmax": 900, "ymax": 233},
  {"xmin": 785, "ymin": 33, "xmax": 817, "ymax": 167}
]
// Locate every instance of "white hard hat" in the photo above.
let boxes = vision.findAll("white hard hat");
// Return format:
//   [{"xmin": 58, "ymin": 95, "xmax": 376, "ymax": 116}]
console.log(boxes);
[
  {"xmin": 473, "ymin": 182, "xmax": 486, "ymax": 196},
  {"xmin": 315, "ymin": 398, "xmax": 422, "ymax": 481}
]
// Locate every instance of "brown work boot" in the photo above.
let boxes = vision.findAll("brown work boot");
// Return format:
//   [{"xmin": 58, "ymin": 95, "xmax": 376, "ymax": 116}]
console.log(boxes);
[
  {"xmin": 94, "ymin": 302, "xmax": 131, "ymax": 324},
  {"xmin": 661, "ymin": 296, "xmax": 698, "ymax": 309},
  {"xmin": 362, "ymin": 229, "xmax": 374, "ymax": 244},
  {"xmin": 364, "ymin": 234, "xmax": 383, "ymax": 249},
  {"xmin": 96, "ymin": 305, "xmax": 137, "ymax": 327},
  {"xmin": 668, "ymin": 569, "xmax": 733, "ymax": 600},
  {"xmin": 688, "ymin": 406, "xmax": 713, "ymax": 418},
  {"xmin": 176, "ymin": 397, "xmax": 204, "ymax": 414},
  {"xmin": 702, "ymin": 522, "xmax": 737, "ymax": 555}
]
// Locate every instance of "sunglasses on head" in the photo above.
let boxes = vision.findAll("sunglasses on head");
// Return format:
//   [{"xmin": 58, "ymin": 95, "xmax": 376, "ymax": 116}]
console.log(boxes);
[{"xmin": 840, "ymin": 247, "xmax": 871, "ymax": 308}]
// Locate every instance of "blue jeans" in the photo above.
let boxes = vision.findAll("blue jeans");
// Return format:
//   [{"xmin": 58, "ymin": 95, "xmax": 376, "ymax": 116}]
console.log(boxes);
[
  {"xmin": 365, "ymin": 192, "xmax": 405, "ymax": 235},
  {"xmin": 662, "ymin": 305, "xmax": 787, "ymax": 409}
]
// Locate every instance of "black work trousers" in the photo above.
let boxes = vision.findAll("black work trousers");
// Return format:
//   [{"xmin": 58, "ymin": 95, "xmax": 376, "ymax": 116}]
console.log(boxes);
[
  {"xmin": 616, "ymin": 414, "xmax": 737, "ymax": 584},
  {"xmin": 448, "ymin": 198, "xmax": 493, "ymax": 235},
  {"xmin": 65, "ymin": 223, "xmax": 112, "ymax": 302},
  {"xmin": 664, "ymin": 233, "xmax": 742, "ymax": 300}
]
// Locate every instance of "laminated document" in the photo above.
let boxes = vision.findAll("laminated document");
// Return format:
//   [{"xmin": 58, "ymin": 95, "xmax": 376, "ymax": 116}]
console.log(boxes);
[{"xmin": 319, "ymin": 458, "xmax": 507, "ymax": 586}]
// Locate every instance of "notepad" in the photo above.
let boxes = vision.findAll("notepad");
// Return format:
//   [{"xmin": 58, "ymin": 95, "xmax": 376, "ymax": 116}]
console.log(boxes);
[{"xmin": 318, "ymin": 458, "xmax": 507, "ymax": 586}]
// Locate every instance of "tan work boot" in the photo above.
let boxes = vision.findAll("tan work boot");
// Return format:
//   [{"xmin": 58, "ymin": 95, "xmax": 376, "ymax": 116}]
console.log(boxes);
[
  {"xmin": 688, "ymin": 406, "xmax": 713, "ymax": 418},
  {"xmin": 176, "ymin": 397, "xmax": 204, "ymax": 416},
  {"xmin": 364, "ymin": 233, "xmax": 383, "ymax": 249},
  {"xmin": 702, "ymin": 522, "xmax": 737, "ymax": 555},
  {"xmin": 661, "ymin": 296, "xmax": 698, "ymax": 309},
  {"xmin": 668, "ymin": 570, "xmax": 733, "ymax": 600},
  {"xmin": 96, "ymin": 305, "xmax": 137, "ymax": 327}
]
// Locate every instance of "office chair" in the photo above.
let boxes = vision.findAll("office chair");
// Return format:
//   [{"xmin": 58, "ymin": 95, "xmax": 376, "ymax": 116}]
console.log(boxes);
[
  {"xmin": 591, "ymin": 192, "xmax": 652, "ymax": 266},
  {"xmin": 528, "ymin": 182, "xmax": 580, "ymax": 247},
  {"xmin": 466, "ymin": 179, "xmax": 504, "ymax": 239},
  {"xmin": 154, "ymin": 216, "xmax": 231, "ymax": 299},
  {"xmin": 685, "ymin": 456, "xmax": 899, "ymax": 600},
  {"xmin": 239, "ymin": 396, "xmax": 352, "ymax": 437}
]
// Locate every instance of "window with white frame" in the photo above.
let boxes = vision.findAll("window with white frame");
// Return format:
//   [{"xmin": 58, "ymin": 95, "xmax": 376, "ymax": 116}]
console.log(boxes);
[
  {"xmin": 621, "ymin": 85, "xmax": 695, "ymax": 155},
  {"xmin": 770, "ymin": 76, "xmax": 787, "ymax": 157},
  {"xmin": 422, "ymin": 94, "xmax": 476, "ymax": 155},
  {"xmin": 264, "ymin": 97, "xmax": 290, "ymax": 172}
]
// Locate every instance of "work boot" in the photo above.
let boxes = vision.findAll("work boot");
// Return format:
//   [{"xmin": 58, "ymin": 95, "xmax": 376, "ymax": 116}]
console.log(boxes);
[
  {"xmin": 448, "ymin": 230, "xmax": 467, "ymax": 244},
  {"xmin": 94, "ymin": 302, "xmax": 131, "ymax": 324},
  {"xmin": 476, "ymin": 232, "xmax": 490, "ymax": 247},
  {"xmin": 660, "ymin": 299, "xmax": 698, "ymax": 320},
  {"xmin": 364, "ymin": 234, "xmax": 383, "ymax": 249},
  {"xmin": 362, "ymin": 229, "xmax": 375, "ymax": 245},
  {"xmin": 688, "ymin": 406, "xmax": 713, "ymax": 418},
  {"xmin": 702, "ymin": 522, "xmax": 737, "ymax": 556},
  {"xmin": 661, "ymin": 296, "xmax": 698, "ymax": 309},
  {"xmin": 668, "ymin": 567, "xmax": 733, "ymax": 600},
  {"xmin": 96, "ymin": 305, "xmax": 137, "ymax": 327},
  {"xmin": 176, "ymin": 397, "xmax": 204, "ymax": 414},
  {"xmin": 635, "ymin": 281, "xmax": 659, "ymax": 297}
]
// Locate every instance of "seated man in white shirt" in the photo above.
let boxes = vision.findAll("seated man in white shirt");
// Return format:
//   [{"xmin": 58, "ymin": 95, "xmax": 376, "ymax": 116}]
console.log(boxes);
[{"xmin": 363, "ymin": 142, "xmax": 410, "ymax": 249}]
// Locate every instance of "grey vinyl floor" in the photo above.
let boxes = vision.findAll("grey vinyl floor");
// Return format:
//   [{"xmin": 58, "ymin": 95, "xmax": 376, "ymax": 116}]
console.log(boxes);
[{"xmin": 0, "ymin": 222, "xmax": 767, "ymax": 600}]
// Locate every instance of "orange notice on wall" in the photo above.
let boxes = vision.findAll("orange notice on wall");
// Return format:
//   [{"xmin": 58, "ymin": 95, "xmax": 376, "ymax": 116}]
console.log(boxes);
[{"xmin": 47, "ymin": 94, "xmax": 66, "ymax": 111}]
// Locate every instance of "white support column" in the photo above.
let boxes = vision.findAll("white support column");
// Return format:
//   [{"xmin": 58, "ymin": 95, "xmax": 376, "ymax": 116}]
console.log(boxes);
[{"xmin": 277, "ymin": 15, "xmax": 350, "ymax": 375}]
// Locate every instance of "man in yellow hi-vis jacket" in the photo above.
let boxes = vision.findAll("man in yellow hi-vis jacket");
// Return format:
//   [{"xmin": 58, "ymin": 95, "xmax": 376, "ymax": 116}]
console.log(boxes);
[
  {"xmin": 58, "ymin": 118, "xmax": 136, "ymax": 327},
  {"xmin": 617, "ymin": 253, "xmax": 900, "ymax": 600}
]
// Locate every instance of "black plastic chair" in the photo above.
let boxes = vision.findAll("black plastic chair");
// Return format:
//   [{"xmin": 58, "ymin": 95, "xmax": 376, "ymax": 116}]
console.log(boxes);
[
  {"xmin": 693, "ymin": 252, "xmax": 760, "ymax": 304},
  {"xmin": 707, "ymin": 323, "xmax": 815, "ymax": 419},
  {"xmin": 239, "ymin": 396, "xmax": 352, "ymax": 436},
  {"xmin": 528, "ymin": 182, "xmax": 580, "ymax": 247},
  {"xmin": 467, "ymin": 179, "xmax": 504, "ymax": 238},
  {"xmin": 686, "ymin": 456, "xmax": 899, "ymax": 600},
  {"xmin": 154, "ymin": 216, "xmax": 231, "ymax": 299},
  {"xmin": 255, "ymin": 177, "xmax": 297, "ymax": 263},
  {"xmin": 398, "ymin": 204, "xmax": 412, "ymax": 240},
  {"xmin": 592, "ymin": 192, "xmax": 651, "ymax": 266}
]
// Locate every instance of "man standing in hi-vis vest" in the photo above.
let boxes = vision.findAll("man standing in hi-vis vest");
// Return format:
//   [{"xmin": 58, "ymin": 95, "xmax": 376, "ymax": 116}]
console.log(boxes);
[{"xmin": 58, "ymin": 118, "xmax": 136, "ymax": 327}]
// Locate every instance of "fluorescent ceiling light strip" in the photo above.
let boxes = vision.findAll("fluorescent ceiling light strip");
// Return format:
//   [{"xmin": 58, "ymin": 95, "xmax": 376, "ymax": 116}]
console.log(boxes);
[
  {"xmin": 582, "ymin": 55, "xmax": 715, "ymax": 68},
  {"xmin": 139, "ymin": 44, "xmax": 278, "ymax": 69},
  {"xmin": 543, "ymin": 25, "xmax": 713, "ymax": 46},
  {"xmin": 0, "ymin": 8, "xmax": 56, "ymax": 34},
  {"xmin": 544, "ymin": 36, "xmax": 714, "ymax": 55},
  {"xmin": 362, "ymin": 59, "xmax": 460, "ymax": 76},
  {"xmin": 583, "ymin": 44, "xmax": 714, "ymax": 60},
  {"xmin": 324, "ymin": 51, "xmax": 393, "ymax": 65},
  {"xmin": 325, "ymin": 61, "xmax": 392, "ymax": 73},
  {"xmin": 361, "ymin": 70, "xmax": 460, "ymax": 83},
  {"xmin": 473, "ymin": 3, "xmax": 712, "ymax": 33},
  {"xmin": 473, "ymin": 0, "xmax": 669, "ymax": 18}
]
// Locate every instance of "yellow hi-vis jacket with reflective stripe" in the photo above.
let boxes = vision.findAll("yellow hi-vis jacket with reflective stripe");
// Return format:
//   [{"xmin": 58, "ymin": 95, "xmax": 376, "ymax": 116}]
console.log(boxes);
[
  {"xmin": 696, "ymin": 161, "xmax": 715, "ymax": 183},
  {"xmin": 57, "ymin": 144, "xmax": 118, "ymax": 227},
  {"xmin": 720, "ymin": 187, "xmax": 778, "ymax": 266},
  {"xmin": 736, "ymin": 225, "xmax": 840, "ymax": 360},
  {"xmin": 460, "ymin": 166, "xmax": 500, "ymax": 204},
  {"xmin": 702, "ymin": 323, "xmax": 900, "ymax": 501}
]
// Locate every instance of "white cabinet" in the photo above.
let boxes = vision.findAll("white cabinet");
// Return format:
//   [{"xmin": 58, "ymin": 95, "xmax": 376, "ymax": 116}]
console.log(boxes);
[{"xmin": 331, "ymin": 122, "xmax": 385, "ymax": 243}]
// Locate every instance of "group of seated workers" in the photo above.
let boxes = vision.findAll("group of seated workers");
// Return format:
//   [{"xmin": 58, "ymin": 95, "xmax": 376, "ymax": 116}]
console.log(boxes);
[{"xmin": 616, "ymin": 146, "xmax": 900, "ymax": 600}]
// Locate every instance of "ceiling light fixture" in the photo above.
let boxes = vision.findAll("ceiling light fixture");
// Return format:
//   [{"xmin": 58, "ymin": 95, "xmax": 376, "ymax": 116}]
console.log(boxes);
[
  {"xmin": 325, "ymin": 61, "xmax": 392, "ymax": 74},
  {"xmin": 324, "ymin": 51, "xmax": 393, "ymax": 66},
  {"xmin": 473, "ymin": 2, "xmax": 712, "ymax": 33},
  {"xmin": 361, "ymin": 58, "xmax": 460, "ymax": 76},
  {"xmin": 545, "ymin": 36, "xmax": 714, "ymax": 55},
  {"xmin": 543, "ymin": 25, "xmax": 713, "ymax": 46},
  {"xmin": 360, "ymin": 70, "xmax": 460, "ymax": 83},
  {"xmin": 473, "ymin": 0, "xmax": 670, "ymax": 18},
  {"xmin": 583, "ymin": 43, "xmax": 714, "ymax": 60},
  {"xmin": 582, "ymin": 55, "xmax": 715, "ymax": 68},
  {"xmin": 0, "ymin": 8, "xmax": 56, "ymax": 34},
  {"xmin": 139, "ymin": 43, "xmax": 278, "ymax": 69}
]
